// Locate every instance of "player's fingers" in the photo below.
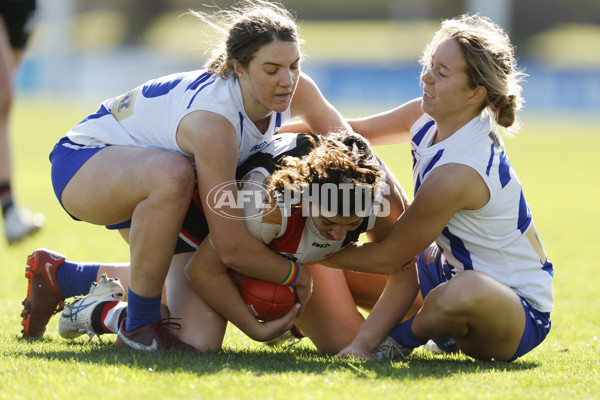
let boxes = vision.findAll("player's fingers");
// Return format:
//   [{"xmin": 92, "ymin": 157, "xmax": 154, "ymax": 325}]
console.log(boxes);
[
  {"xmin": 294, "ymin": 266, "xmax": 313, "ymax": 316},
  {"xmin": 335, "ymin": 346, "xmax": 374, "ymax": 359},
  {"xmin": 260, "ymin": 303, "xmax": 299, "ymax": 341},
  {"xmin": 294, "ymin": 266, "xmax": 313, "ymax": 317},
  {"xmin": 294, "ymin": 284, "xmax": 312, "ymax": 316}
]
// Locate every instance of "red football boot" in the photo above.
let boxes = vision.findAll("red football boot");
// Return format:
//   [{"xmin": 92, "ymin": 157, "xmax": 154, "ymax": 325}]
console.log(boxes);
[
  {"xmin": 115, "ymin": 319, "xmax": 198, "ymax": 353},
  {"xmin": 21, "ymin": 249, "xmax": 67, "ymax": 338}
]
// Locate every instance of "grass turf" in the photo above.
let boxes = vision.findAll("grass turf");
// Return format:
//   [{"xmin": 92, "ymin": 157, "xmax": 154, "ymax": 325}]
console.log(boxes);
[{"xmin": 0, "ymin": 98, "xmax": 598, "ymax": 399}]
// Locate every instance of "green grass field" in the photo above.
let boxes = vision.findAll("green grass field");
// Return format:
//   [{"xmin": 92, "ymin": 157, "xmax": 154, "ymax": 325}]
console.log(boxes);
[{"xmin": 1, "ymin": 98, "xmax": 599, "ymax": 400}]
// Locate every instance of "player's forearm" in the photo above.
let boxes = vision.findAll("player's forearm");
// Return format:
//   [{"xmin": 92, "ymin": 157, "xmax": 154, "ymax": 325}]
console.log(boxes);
[
  {"xmin": 211, "ymin": 230, "xmax": 312, "ymax": 315},
  {"xmin": 184, "ymin": 252, "xmax": 269, "ymax": 340},
  {"xmin": 322, "ymin": 241, "xmax": 401, "ymax": 275},
  {"xmin": 354, "ymin": 265, "xmax": 420, "ymax": 352},
  {"xmin": 215, "ymin": 232, "xmax": 289, "ymax": 281}
]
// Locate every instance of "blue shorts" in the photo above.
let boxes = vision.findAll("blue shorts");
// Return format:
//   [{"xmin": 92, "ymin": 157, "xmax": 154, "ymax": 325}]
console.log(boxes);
[
  {"xmin": 416, "ymin": 244, "xmax": 551, "ymax": 361},
  {"xmin": 49, "ymin": 136, "xmax": 131, "ymax": 230}
]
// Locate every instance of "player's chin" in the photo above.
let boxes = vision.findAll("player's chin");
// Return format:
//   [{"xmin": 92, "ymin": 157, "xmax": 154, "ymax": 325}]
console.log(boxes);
[
  {"xmin": 420, "ymin": 96, "xmax": 434, "ymax": 112},
  {"xmin": 270, "ymin": 96, "xmax": 292, "ymax": 111}
]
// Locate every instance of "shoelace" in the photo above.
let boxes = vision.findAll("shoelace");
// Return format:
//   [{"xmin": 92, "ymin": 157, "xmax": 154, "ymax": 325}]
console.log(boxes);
[
  {"xmin": 381, "ymin": 342, "xmax": 407, "ymax": 361},
  {"xmin": 151, "ymin": 318, "xmax": 183, "ymax": 329},
  {"xmin": 374, "ymin": 337, "xmax": 411, "ymax": 361},
  {"xmin": 151, "ymin": 318, "xmax": 186, "ymax": 345}
]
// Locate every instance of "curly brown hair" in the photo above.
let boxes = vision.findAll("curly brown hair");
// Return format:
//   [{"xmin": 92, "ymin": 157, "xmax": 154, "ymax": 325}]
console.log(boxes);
[{"xmin": 270, "ymin": 131, "xmax": 383, "ymax": 217}]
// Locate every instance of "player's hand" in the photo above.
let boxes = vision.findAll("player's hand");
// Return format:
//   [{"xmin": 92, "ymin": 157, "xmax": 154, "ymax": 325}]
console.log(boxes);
[
  {"xmin": 335, "ymin": 341, "xmax": 375, "ymax": 360},
  {"xmin": 251, "ymin": 303, "xmax": 299, "ymax": 342},
  {"xmin": 293, "ymin": 264, "xmax": 313, "ymax": 316}
]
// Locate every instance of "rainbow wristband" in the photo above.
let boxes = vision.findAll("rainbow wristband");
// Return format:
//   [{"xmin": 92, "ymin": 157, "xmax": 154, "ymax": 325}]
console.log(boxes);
[
  {"xmin": 280, "ymin": 260, "xmax": 300, "ymax": 286},
  {"xmin": 288, "ymin": 262, "xmax": 301, "ymax": 286}
]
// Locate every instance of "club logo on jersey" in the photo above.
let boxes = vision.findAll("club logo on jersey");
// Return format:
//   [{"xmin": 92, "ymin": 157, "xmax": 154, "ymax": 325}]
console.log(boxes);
[{"xmin": 111, "ymin": 87, "xmax": 140, "ymax": 121}]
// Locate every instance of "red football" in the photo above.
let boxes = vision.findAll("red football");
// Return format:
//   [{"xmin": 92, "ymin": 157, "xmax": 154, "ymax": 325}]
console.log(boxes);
[{"xmin": 228, "ymin": 270, "xmax": 296, "ymax": 321}]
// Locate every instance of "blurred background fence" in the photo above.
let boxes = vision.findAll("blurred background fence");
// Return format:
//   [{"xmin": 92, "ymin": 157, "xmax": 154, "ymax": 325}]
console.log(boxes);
[{"xmin": 16, "ymin": 0, "xmax": 600, "ymax": 113}]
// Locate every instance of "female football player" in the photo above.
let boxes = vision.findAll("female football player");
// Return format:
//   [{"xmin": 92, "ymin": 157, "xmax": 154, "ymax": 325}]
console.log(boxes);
[
  {"xmin": 25, "ymin": 131, "xmax": 419, "ymax": 355},
  {"xmin": 21, "ymin": 0, "xmax": 353, "ymax": 351},
  {"xmin": 333, "ymin": 14, "xmax": 554, "ymax": 362}
]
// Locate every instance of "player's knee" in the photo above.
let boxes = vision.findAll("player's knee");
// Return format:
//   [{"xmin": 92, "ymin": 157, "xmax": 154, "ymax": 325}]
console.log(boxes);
[
  {"xmin": 153, "ymin": 156, "xmax": 195, "ymax": 204},
  {"xmin": 311, "ymin": 334, "xmax": 353, "ymax": 354},
  {"xmin": 298, "ymin": 318, "xmax": 362, "ymax": 354},
  {"xmin": 187, "ymin": 335, "xmax": 223, "ymax": 353},
  {"xmin": 177, "ymin": 324, "xmax": 224, "ymax": 353},
  {"xmin": 433, "ymin": 271, "xmax": 489, "ymax": 316}
]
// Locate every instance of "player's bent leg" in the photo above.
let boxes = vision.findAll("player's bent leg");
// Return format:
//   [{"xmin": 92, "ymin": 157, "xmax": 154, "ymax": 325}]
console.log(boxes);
[
  {"xmin": 412, "ymin": 270, "xmax": 525, "ymax": 361},
  {"xmin": 60, "ymin": 146, "xmax": 193, "ymax": 224},
  {"xmin": 294, "ymin": 264, "xmax": 365, "ymax": 354},
  {"xmin": 165, "ymin": 253, "xmax": 227, "ymax": 352},
  {"xmin": 96, "ymin": 263, "xmax": 131, "ymax": 296},
  {"xmin": 61, "ymin": 145, "xmax": 195, "ymax": 298},
  {"xmin": 59, "ymin": 146, "xmax": 196, "ymax": 351}
]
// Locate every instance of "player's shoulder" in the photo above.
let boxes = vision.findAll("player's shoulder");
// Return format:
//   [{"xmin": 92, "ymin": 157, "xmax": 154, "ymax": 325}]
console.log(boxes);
[{"xmin": 290, "ymin": 72, "xmax": 321, "ymax": 105}]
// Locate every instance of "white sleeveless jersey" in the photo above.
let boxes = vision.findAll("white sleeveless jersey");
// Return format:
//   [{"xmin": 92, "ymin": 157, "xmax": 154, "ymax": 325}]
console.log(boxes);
[
  {"xmin": 241, "ymin": 133, "xmax": 382, "ymax": 264},
  {"xmin": 66, "ymin": 70, "xmax": 291, "ymax": 166},
  {"xmin": 411, "ymin": 112, "xmax": 554, "ymax": 312}
]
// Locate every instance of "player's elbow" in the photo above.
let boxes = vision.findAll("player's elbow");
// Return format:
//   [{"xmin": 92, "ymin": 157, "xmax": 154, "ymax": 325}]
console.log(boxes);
[
  {"xmin": 362, "ymin": 243, "xmax": 403, "ymax": 275},
  {"xmin": 371, "ymin": 251, "xmax": 415, "ymax": 275},
  {"xmin": 211, "ymin": 234, "xmax": 248, "ymax": 269},
  {"xmin": 217, "ymin": 248, "xmax": 244, "ymax": 269},
  {"xmin": 374, "ymin": 258, "xmax": 400, "ymax": 275}
]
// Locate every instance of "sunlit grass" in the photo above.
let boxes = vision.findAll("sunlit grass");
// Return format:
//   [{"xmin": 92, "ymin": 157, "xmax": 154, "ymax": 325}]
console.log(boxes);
[{"xmin": 1, "ymin": 98, "xmax": 598, "ymax": 399}]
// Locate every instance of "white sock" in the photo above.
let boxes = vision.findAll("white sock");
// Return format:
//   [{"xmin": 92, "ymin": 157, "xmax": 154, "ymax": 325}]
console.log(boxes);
[{"xmin": 100, "ymin": 301, "xmax": 128, "ymax": 334}]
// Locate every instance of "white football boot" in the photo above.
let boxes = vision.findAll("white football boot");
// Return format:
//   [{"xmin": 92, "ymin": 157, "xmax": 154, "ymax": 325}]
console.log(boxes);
[
  {"xmin": 58, "ymin": 274, "xmax": 124, "ymax": 341},
  {"xmin": 372, "ymin": 336, "xmax": 414, "ymax": 361},
  {"xmin": 4, "ymin": 206, "xmax": 44, "ymax": 244}
]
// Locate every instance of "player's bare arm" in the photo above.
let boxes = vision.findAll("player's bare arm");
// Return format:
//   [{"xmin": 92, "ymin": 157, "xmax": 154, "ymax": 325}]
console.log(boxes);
[
  {"xmin": 184, "ymin": 238, "xmax": 297, "ymax": 342},
  {"xmin": 325, "ymin": 163, "xmax": 486, "ymax": 274},
  {"xmin": 177, "ymin": 111, "xmax": 313, "ymax": 312},
  {"xmin": 348, "ymin": 98, "xmax": 423, "ymax": 146},
  {"xmin": 337, "ymin": 265, "xmax": 420, "ymax": 359},
  {"xmin": 290, "ymin": 73, "xmax": 352, "ymax": 135}
]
